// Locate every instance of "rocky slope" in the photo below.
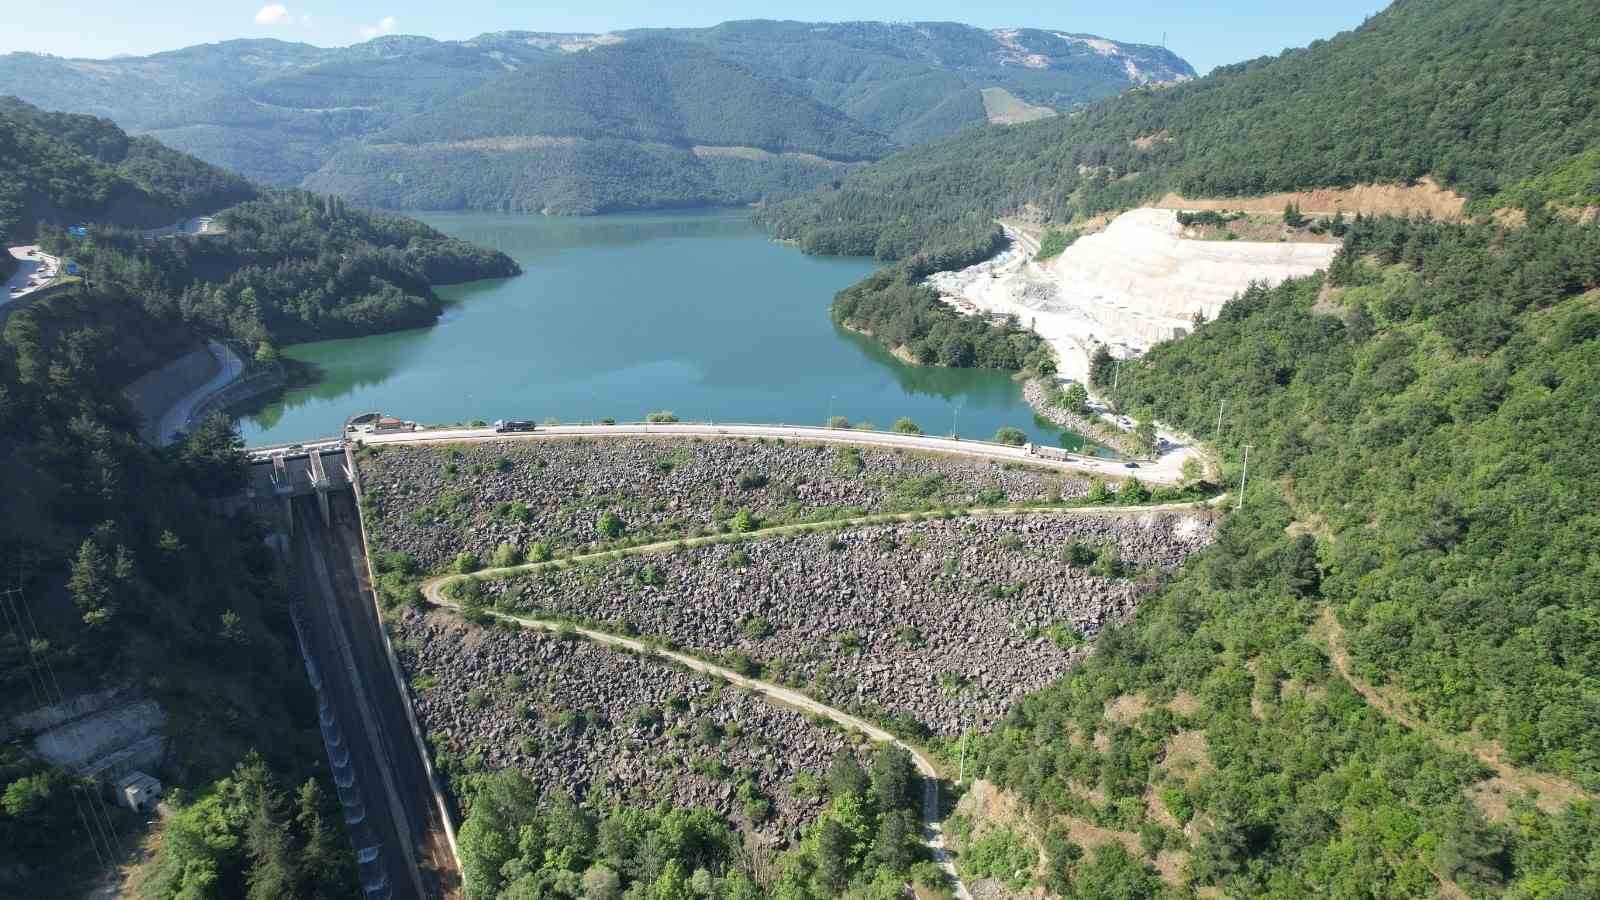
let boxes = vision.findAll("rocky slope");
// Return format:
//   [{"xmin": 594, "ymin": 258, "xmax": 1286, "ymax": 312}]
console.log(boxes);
[
  {"xmin": 356, "ymin": 437, "xmax": 1088, "ymax": 572},
  {"xmin": 391, "ymin": 609, "xmax": 868, "ymax": 843},
  {"xmin": 485, "ymin": 513, "xmax": 1215, "ymax": 735}
]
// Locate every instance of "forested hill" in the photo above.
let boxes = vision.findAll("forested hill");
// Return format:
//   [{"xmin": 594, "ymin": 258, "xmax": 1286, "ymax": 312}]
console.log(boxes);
[
  {"xmin": 0, "ymin": 99, "xmax": 517, "ymax": 896},
  {"xmin": 968, "ymin": 211, "xmax": 1600, "ymax": 899},
  {"xmin": 762, "ymin": 0, "xmax": 1600, "ymax": 261},
  {"xmin": 302, "ymin": 38, "xmax": 902, "ymax": 213},
  {"xmin": 379, "ymin": 39, "xmax": 892, "ymax": 161},
  {"xmin": 0, "ymin": 97, "xmax": 256, "ymax": 243},
  {"xmin": 0, "ymin": 22, "xmax": 1193, "ymax": 212}
]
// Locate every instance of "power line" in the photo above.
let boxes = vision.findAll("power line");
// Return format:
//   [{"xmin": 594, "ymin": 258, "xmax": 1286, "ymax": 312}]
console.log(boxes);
[
  {"xmin": 1236, "ymin": 444, "xmax": 1253, "ymax": 511},
  {"xmin": 6, "ymin": 562, "xmax": 125, "ymax": 863},
  {"xmin": 1, "ymin": 582, "xmax": 115, "ymax": 868}
]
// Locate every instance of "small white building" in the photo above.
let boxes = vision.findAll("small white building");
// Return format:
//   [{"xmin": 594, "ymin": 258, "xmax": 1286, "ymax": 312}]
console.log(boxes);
[{"xmin": 115, "ymin": 771, "xmax": 162, "ymax": 814}]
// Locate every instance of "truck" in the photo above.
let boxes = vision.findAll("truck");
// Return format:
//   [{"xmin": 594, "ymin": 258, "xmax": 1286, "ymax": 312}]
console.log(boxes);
[
  {"xmin": 494, "ymin": 419, "xmax": 537, "ymax": 433},
  {"xmin": 1024, "ymin": 442, "xmax": 1075, "ymax": 462}
]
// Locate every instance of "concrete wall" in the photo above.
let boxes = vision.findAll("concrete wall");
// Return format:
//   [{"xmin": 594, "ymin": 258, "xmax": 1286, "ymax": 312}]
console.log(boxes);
[
  {"xmin": 6, "ymin": 688, "xmax": 168, "ymax": 780},
  {"xmin": 123, "ymin": 345, "xmax": 221, "ymax": 444}
]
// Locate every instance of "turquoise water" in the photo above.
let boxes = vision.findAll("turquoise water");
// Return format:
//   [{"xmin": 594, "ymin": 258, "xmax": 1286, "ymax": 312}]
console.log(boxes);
[{"xmin": 239, "ymin": 209, "xmax": 1079, "ymax": 447}]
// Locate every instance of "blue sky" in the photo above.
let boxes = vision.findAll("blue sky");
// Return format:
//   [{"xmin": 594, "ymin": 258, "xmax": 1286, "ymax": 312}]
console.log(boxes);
[{"xmin": 0, "ymin": 1, "xmax": 1390, "ymax": 74}]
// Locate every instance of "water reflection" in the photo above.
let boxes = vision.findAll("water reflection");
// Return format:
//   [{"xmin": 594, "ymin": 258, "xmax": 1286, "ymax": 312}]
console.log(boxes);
[{"xmin": 239, "ymin": 210, "xmax": 1086, "ymax": 448}]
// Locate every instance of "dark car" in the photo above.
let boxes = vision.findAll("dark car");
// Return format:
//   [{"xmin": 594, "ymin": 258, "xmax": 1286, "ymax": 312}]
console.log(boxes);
[
  {"xmin": 1124, "ymin": 461, "xmax": 1141, "ymax": 469},
  {"xmin": 494, "ymin": 419, "xmax": 537, "ymax": 433}
]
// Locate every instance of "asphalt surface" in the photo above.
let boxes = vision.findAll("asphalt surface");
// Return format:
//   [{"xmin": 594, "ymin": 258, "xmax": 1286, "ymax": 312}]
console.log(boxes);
[
  {"xmin": 355, "ymin": 421, "xmax": 1174, "ymax": 484},
  {"xmin": 155, "ymin": 340, "xmax": 244, "ymax": 445},
  {"xmin": 4, "ymin": 245, "xmax": 59, "ymax": 304}
]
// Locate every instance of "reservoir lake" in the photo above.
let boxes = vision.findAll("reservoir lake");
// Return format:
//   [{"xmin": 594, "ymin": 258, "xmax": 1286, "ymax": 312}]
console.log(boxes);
[{"xmin": 238, "ymin": 209, "xmax": 1084, "ymax": 448}]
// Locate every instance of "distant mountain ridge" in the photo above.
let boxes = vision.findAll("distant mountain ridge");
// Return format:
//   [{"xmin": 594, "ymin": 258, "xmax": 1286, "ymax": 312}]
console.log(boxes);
[{"xmin": 0, "ymin": 21, "xmax": 1193, "ymax": 213}]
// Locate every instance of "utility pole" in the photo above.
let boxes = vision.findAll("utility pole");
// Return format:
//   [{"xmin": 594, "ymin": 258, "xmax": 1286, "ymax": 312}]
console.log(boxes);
[
  {"xmin": 958, "ymin": 728, "xmax": 968, "ymax": 786},
  {"xmin": 1215, "ymin": 397, "xmax": 1226, "ymax": 438},
  {"xmin": 952, "ymin": 398, "xmax": 964, "ymax": 437},
  {"xmin": 827, "ymin": 394, "xmax": 836, "ymax": 426},
  {"xmin": 1235, "ymin": 444, "xmax": 1252, "ymax": 510}
]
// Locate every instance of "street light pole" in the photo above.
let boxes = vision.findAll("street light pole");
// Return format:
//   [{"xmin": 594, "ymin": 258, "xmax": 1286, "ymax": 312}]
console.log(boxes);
[{"xmin": 952, "ymin": 399, "xmax": 964, "ymax": 437}]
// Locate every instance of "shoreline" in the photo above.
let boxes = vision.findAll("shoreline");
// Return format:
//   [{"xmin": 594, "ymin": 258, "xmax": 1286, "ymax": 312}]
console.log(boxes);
[
  {"xmin": 839, "ymin": 319, "xmax": 926, "ymax": 366},
  {"xmin": 1022, "ymin": 378, "xmax": 1139, "ymax": 455}
]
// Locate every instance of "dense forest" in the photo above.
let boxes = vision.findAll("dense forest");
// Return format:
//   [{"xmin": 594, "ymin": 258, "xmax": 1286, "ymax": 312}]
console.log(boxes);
[
  {"xmin": 304, "ymin": 37, "xmax": 902, "ymax": 214},
  {"xmin": 40, "ymin": 193, "xmax": 519, "ymax": 343},
  {"xmin": 305, "ymin": 135, "xmax": 859, "ymax": 216},
  {"xmin": 762, "ymin": 0, "xmax": 1600, "ymax": 261},
  {"xmin": 453, "ymin": 743, "xmax": 940, "ymax": 900},
  {"xmin": 380, "ymin": 40, "xmax": 893, "ymax": 162},
  {"xmin": 0, "ymin": 98, "xmax": 256, "ymax": 243},
  {"xmin": 831, "ymin": 248, "xmax": 1051, "ymax": 371},
  {"xmin": 0, "ymin": 101, "xmax": 515, "ymax": 897},
  {"xmin": 966, "ymin": 212, "xmax": 1600, "ymax": 896},
  {"xmin": 0, "ymin": 24, "xmax": 1191, "ymax": 209}
]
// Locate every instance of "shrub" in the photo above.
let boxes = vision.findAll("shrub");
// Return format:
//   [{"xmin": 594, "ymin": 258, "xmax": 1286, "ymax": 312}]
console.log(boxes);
[
  {"xmin": 993, "ymin": 426, "xmax": 1027, "ymax": 446},
  {"xmin": 832, "ymin": 446, "xmax": 865, "ymax": 474},
  {"xmin": 452, "ymin": 552, "xmax": 482, "ymax": 574},
  {"xmin": 645, "ymin": 410, "xmax": 679, "ymax": 423},
  {"xmin": 964, "ymin": 828, "xmax": 1038, "ymax": 889},
  {"xmin": 892, "ymin": 417, "xmax": 922, "ymax": 434},
  {"xmin": 826, "ymin": 415, "xmax": 851, "ymax": 429},
  {"xmin": 1118, "ymin": 477, "xmax": 1151, "ymax": 503},
  {"xmin": 727, "ymin": 508, "xmax": 757, "ymax": 533},
  {"xmin": 596, "ymin": 511, "xmax": 625, "ymax": 539},
  {"xmin": 490, "ymin": 542, "xmax": 522, "ymax": 568},
  {"xmin": 736, "ymin": 469, "xmax": 768, "ymax": 490},
  {"xmin": 1035, "ymin": 227, "xmax": 1080, "ymax": 260}
]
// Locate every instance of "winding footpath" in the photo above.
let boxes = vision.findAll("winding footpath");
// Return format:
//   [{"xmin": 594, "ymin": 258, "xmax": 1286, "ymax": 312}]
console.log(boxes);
[
  {"xmin": 1316, "ymin": 608, "xmax": 1592, "ymax": 813},
  {"xmin": 418, "ymin": 498, "xmax": 1218, "ymax": 897},
  {"xmin": 421, "ymin": 580, "xmax": 973, "ymax": 898}
]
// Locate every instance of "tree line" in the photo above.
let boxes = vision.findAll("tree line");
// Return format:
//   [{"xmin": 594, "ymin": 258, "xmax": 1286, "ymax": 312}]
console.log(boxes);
[
  {"xmin": 454, "ymin": 742, "xmax": 939, "ymax": 900},
  {"xmin": 956, "ymin": 210, "xmax": 1600, "ymax": 896}
]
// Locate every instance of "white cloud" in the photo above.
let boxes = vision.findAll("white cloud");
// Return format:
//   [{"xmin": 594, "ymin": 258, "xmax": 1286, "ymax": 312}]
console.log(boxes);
[
  {"xmin": 253, "ymin": 4, "xmax": 308, "ymax": 26},
  {"xmin": 357, "ymin": 16, "xmax": 397, "ymax": 39},
  {"xmin": 254, "ymin": 4, "xmax": 289, "ymax": 25}
]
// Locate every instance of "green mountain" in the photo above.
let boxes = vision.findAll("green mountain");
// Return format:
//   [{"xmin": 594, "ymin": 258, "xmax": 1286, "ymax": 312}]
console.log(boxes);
[
  {"xmin": 0, "ymin": 22, "xmax": 1194, "ymax": 211},
  {"xmin": 0, "ymin": 99, "xmax": 517, "ymax": 896},
  {"xmin": 303, "ymin": 38, "xmax": 897, "ymax": 213},
  {"xmin": 0, "ymin": 97, "xmax": 256, "ymax": 243},
  {"xmin": 752, "ymin": 0, "xmax": 1600, "ymax": 895},
  {"xmin": 763, "ymin": 0, "xmax": 1600, "ymax": 260}
]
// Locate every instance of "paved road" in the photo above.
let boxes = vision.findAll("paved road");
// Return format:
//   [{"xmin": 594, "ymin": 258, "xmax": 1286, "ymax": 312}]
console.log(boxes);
[
  {"xmin": 155, "ymin": 340, "xmax": 243, "ymax": 445},
  {"xmin": 355, "ymin": 421, "xmax": 1172, "ymax": 484},
  {"xmin": 4, "ymin": 245, "xmax": 60, "ymax": 303},
  {"xmin": 140, "ymin": 215, "xmax": 223, "ymax": 240}
]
